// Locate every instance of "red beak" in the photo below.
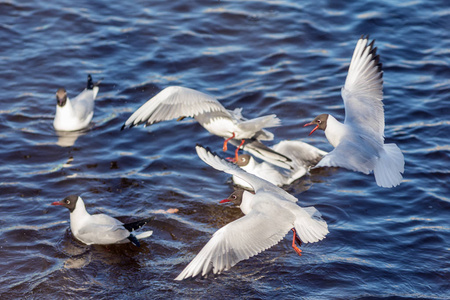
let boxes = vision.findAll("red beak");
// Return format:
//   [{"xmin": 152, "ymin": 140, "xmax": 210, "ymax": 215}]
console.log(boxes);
[
  {"xmin": 303, "ymin": 122, "xmax": 319, "ymax": 136},
  {"xmin": 219, "ymin": 199, "xmax": 231, "ymax": 204},
  {"xmin": 51, "ymin": 201, "xmax": 63, "ymax": 206}
]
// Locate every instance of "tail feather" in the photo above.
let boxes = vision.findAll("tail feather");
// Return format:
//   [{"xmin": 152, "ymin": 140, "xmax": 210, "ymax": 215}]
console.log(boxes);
[
  {"xmin": 135, "ymin": 231, "xmax": 153, "ymax": 240},
  {"xmin": 239, "ymin": 114, "xmax": 281, "ymax": 133},
  {"xmin": 374, "ymin": 143, "xmax": 404, "ymax": 188},
  {"xmin": 123, "ymin": 216, "xmax": 155, "ymax": 232},
  {"xmin": 294, "ymin": 207, "xmax": 329, "ymax": 244}
]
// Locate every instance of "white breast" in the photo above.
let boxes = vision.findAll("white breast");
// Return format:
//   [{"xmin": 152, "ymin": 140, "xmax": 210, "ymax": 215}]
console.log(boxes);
[{"xmin": 324, "ymin": 115, "xmax": 348, "ymax": 148}]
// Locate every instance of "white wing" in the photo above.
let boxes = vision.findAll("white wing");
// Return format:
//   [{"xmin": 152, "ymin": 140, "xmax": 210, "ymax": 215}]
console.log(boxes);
[
  {"xmin": 230, "ymin": 139, "xmax": 293, "ymax": 170},
  {"xmin": 175, "ymin": 202, "xmax": 295, "ymax": 280},
  {"xmin": 122, "ymin": 86, "xmax": 231, "ymax": 129},
  {"xmin": 195, "ymin": 145, "xmax": 298, "ymax": 203},
  {"xmin": 71, "ymin": 87, "xmax": 97, "ymax": 123},
  {"xmin": 342, "ymin": 36, "xmax": 384, "ymax": 138},
  {"xmin": 76, "ymin": 223, "xmax": 130, "ymax": 245},
  {"xmin": 272, "ymin": 140, "xmax": 327, "ymax": 167},
  {"xmin": 74, "ymin": 213, "xmax": 129, "ymax": 245}
]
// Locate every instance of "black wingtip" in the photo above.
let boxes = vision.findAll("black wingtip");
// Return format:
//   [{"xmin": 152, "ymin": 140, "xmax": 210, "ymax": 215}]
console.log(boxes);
[
  {"xmin": 123, "ymin": 216, "xmax": 155, "ymax": 232},
  {"xmin": 196, "ymin": 144, "xmax": 219, "ymax": 158},
  {"xmin": 128, "ymin": 234, "xmax": 141, "ymax": 247},
  {"xmin": 87, "ymin": 74, "xmax": 94, "ymax": 90}
]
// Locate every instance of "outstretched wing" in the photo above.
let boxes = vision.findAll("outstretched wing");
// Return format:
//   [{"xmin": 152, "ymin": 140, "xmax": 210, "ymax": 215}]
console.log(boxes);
[
  {"xmin": 342, "ymin": 36, "xmax": 384, "ymax": 138},
  {"xmin": 175, "ymin": 204, "xmax": 295, "ymax": 280},
  {"xmin": 272, "ymin": 140, "xmax": 327, "ymax": 167},
  {"xmin": 122, "ymin": 86, "xmax": 230, "ymax": 129},
  {"xmin": 195, "ymin": 145, "xmax": 298, "ymax": 203}
]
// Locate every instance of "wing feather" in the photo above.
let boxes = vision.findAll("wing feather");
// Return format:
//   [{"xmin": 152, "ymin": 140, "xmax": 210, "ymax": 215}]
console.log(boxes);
[
  {"xmin": 175, "ymin": 208, "xmax": 294, "ymax": 280},
  {"xmin": 76, "ymin": 223, "xmax": 129, "ymax": 245},
  {"xmin": 343, "ymin": 36, "xmax": 384, "ymax": 137},
  {"xmin": 123, "ymin": 86, "xmax": 230, "ymax": 129},
  {"xmin": 195, "ymin": 145, "xmax": 298, "ymax": 203}
]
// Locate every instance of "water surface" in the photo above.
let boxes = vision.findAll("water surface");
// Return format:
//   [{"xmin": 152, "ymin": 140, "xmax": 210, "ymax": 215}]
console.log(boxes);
[{"xmin": 0, "ymin": 0, "xmax": 449, "ymax": 298}]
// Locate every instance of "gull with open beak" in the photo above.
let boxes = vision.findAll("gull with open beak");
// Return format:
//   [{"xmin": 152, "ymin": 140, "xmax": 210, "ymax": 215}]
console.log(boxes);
[{"xmin": 304, "ymin": 36, "xmax": 404, "ymax": 188}]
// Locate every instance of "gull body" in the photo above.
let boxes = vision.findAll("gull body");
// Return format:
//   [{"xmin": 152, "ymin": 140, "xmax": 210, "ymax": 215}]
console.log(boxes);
[
  {"xmin": 304, "ymin": 36, "xmax": 404, "ymax": 188},
  {"xmin": 53, "ymin": 74, "xmax": 99, "ymax": 132},
  {"xmin": 233, "ymin": 140, "xmax": 327, "ymax": 188},
  {"xmin": 51, "ymin": 195, "xmax": 153, "ymax": 246},
  {"xmin": 175, "ymin": 146, "xmax": 328, "ymax": 280},
  {"xmin": 122, "ymin": 86, "xmax": 283, "ymax": 161}
]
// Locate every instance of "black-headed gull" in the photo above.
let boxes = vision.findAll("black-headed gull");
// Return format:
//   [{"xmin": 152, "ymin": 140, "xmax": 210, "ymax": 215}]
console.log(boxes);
[
  {"xmin": 121, "ymin": 86, "xmax": 283, "ymax": 161},
  {"xmin": 304, "ymin": 36, "xmax": 404, "ymax": 188},
  {"xmin": 232, "ymin": 140, "xmax": 327, "ymax": 188},
  {"xmin": 174, "ymin": 145, "xmax": 328, "ymax": 280},
  {"xmin": 53, "ymin": 74, "xmax": 100, "ymax": 132},
  {"xmin": 51, "ymin": 195, "xmax": 154, "ymax": 246}
]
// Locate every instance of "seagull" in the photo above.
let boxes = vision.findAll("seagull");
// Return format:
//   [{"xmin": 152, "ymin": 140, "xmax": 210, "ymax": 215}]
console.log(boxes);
[
  {"xmin": 232, "ymin": 140, "xmax": 328, "ymax": 188},
  {"xmin": 51, "ymin": 195, "xmax": 154, "ymax": 246},
  {"xmin": 121, "ymin": 86, "xmax": 283, "ymax": 161},
  {"xmin": 174, "ymin": 145, "xmax": 328, "ymax": 280},
  {"xmin": 304, "ymin": 36, "xmax": 404, "ymax": 188},
  {"xmin": 53, "ymin": 74, "xmax": 100, "ymax": 132}
]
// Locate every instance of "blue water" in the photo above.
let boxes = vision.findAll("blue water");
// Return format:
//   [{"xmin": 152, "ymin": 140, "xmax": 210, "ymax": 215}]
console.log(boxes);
[{"xmin": 0, "ymin": 0, "xmax": 449, "ymax": 298}]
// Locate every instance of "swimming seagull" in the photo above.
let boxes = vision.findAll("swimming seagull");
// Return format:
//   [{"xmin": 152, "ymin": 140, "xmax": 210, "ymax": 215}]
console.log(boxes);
[
  {"xmin": 121, "ymin": 86, "xmax": 283, "ymax": 162},
  {"xmin": 232, "ymin": 140, "xmax": 328, "ymax": 188},
  {"xmin": 304, "ymin": 36, "xmax": 404, "ymax": 188},
  {"xmin": 51, "ymin": 195, "xmax": 154, "ymax": 246},
  {"xmin": 53, "ymin": 74, "xmax": 100, "ymax": 132},
  {"xmin": 174, "ymin": 145, "xmax": 328, "ymax": 280}
]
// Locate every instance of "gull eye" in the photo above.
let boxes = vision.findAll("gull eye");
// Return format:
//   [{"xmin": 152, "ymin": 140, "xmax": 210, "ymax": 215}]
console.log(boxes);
[
  {"xmin": 232, "ymin": 195, "xmax": 237, "ymax": 199},
  {"xmin": 317, "ymin": 120, "xmax": 321, "ymax": 124},
  {"xmin": 66, "ymin": 200, "xmax": 71, "ymax": 204}
]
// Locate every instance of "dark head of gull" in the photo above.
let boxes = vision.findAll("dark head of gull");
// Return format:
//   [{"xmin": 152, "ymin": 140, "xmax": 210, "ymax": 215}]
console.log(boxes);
[
  {"xmin": 51, "ymin": 194, "xmax": 79, "ymax": 213},
  {"xmin": 304, "ymin": 114, "xmax": 329, "ymax": 136},
  {"xmin": 220, "ymin": 189, "xmax": 245, "ymax": 206},
  {"xmin": 236, "ymin": 154, "xmax": 252, "ymax": 167},
  {"xmin": 56, "ymin": 88, "xmax": 67, "ymax": 107}
]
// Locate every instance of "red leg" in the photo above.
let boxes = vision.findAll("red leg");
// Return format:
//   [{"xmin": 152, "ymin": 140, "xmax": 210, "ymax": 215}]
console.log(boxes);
[
  {"xmin": 291, "ymin": 228, "xmax": 302, "ymax": 257},
  {"xmin": 234, "ymin": 139, "xmax": 245, "ymax": 161},
  {"xmin": 223, "ymin": 132, "xmax": 236, "ymax": 152}
]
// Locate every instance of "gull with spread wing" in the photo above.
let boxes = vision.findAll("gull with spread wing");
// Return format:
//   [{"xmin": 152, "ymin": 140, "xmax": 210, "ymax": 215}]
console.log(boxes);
[
  {"xmin": 175, "ymin": 145, "xmax": 328, "ymax": 280},
  {"xmin": 122, "ymin": 86, "xmax": 284, "ymax": 162},
  {"xmin": 304, "ymin": 36, "xmax": 404, "ymax": 188}
]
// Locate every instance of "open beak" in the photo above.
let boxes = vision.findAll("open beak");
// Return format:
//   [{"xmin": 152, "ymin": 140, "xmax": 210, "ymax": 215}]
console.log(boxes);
[
  {"xmin": 219, "ymin": 199, "xmax": 231, "ymax": 204},
  {"xmin": 303, "ymin": 122, "xmax": 319, "ymax": 136}
]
